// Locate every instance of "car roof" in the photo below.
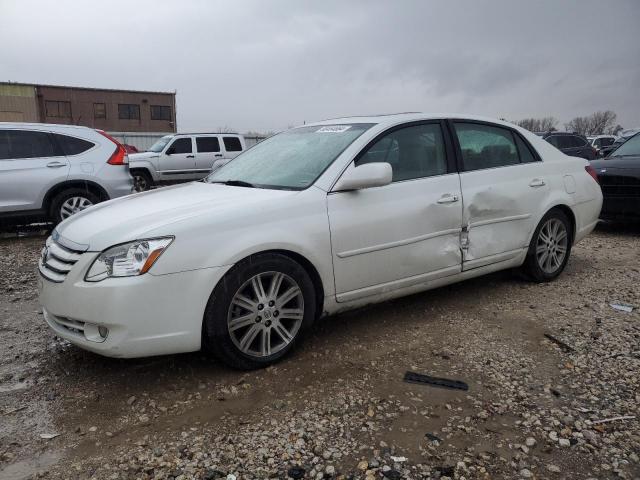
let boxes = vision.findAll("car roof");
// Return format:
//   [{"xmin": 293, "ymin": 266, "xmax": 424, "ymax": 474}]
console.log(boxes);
[
  {"xmin": 304, "ymin": 112, "xmax": 523, "ymax": 129},
  {"xmin": 175, "ymin": 132, "xmax": 241, "ymax": 136},
  {"xmin": 0, "ymin": 121, "xmax": 92, "ymax": 131}
]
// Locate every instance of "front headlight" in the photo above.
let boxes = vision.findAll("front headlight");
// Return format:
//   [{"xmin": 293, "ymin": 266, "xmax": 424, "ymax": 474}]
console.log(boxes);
[{"xmin": 85, "ymin": 237, "xmax": 173, "ymax": 282}]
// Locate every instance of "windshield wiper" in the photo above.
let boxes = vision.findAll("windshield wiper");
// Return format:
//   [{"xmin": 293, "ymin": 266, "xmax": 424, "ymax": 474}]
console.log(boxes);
[{"xmin": 211, "ymin": 180, "xmax": 257, "ymax": 188}]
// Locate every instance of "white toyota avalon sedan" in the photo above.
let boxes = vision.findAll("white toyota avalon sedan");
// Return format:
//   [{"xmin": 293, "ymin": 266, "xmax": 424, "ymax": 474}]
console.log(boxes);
[{"xmin": 38, "ymin": 114, "xmax": 602, "ymax": 369}]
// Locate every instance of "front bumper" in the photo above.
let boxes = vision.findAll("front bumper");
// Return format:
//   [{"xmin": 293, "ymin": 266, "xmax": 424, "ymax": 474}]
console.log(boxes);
[{"xmin": 39, "ymin": 252, "xmax": 230, "ymax": 358}]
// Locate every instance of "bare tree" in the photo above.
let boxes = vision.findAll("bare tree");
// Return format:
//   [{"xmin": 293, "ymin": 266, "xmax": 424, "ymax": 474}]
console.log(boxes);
[
  {"xmin": 565, "ymin": 111, "xmax": 620, "ymax": 136},
  {"xmin": 513, "ymin": 117, "xmax": 558, "ymax": 133}
]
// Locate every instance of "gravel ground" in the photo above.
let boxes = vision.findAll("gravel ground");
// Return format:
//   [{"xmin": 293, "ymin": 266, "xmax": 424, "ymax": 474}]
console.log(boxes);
[{"xmin": 0, "ymin": 225, "xmax": 638, "ymax": 480}]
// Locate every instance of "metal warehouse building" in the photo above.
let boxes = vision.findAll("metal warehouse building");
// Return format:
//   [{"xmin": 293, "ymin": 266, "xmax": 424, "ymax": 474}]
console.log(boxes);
[{"xmin": 0, "ymin": 82, "xmax": 177, "ymax": 134}]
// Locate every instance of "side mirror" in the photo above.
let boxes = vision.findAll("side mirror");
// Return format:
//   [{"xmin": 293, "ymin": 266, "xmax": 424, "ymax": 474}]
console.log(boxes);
[
  {"xmin": 332, "ymin": 162, "xmax": 392, "ymax": 192},
  {"xmin": 166, "ymin": 147, "xmax": 175, "ymax": 155}
]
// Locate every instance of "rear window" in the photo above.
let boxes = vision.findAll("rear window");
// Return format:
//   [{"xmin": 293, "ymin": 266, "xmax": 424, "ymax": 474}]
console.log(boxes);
[
  {"xmin": 0, "ymin": 129, "xmax": 58, "ymax": 160},
  {"xmin": 53, "ymin": 133, "xmax": 94, "ymax": 155},
  {"xmin": 196, "ymin": 137, "xmax": 220, "ymax": 153},
  {"xmin": 223, "ymin": 137, "xmax": 242, "ymax": 152}
]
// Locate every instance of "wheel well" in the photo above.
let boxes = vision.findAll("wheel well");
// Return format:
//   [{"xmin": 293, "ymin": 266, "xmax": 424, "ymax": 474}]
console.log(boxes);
[
  {"xmin": 550, "ymin": 205, "xmax": 576, "ymax": 243},
  {"xmin": 43, "ymin": 181, "xmax": 109, "ymax": 211},
  {"xmin": 253, "ymin": 249, "xmax": 325, "ymax": 319}
]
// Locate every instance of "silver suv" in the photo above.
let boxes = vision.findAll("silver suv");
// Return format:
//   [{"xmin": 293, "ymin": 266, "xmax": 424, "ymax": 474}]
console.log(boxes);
[
  {"xmin": 128, "ymin": 133, "xmax": 246, "ymax": 191},
  {"xmin": 0, "ymin": 123, "xmax": 133, "ymax": 225}
]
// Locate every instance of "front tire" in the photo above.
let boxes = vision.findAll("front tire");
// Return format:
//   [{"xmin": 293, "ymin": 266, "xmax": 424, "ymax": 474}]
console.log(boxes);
[
  {"xmin": 522, "ymin": 209, "xmax": 572, "ymax": 282},
  {"xmin": 203, "ymin": 253, "xmax": 316, "ymax": 370},
  {"xmin": 131, "ymin": 169, "xmax": 154, "ymax": 192}
]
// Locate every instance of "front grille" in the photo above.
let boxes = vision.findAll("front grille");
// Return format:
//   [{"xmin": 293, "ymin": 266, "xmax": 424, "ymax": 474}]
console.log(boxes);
[{"xmin": 38, "ymin": 236, "xmax": 83, "ymax": 283}]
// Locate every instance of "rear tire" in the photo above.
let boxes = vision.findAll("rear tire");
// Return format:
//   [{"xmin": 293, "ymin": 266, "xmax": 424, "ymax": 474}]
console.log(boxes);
[
  {"xmin": 202, "ymin": 253, "xmax": 316, "ymax": 370},
  {"xmin": 49, "ymin": 188, "xmax": 100, "ymax": 224},
  {"xmin": 522, "ymin": 209, "xmax": 572, "ymax": 282},
  {"xmin": 131, "ymin": 169, "xmax": 154, "ymax": 192}
]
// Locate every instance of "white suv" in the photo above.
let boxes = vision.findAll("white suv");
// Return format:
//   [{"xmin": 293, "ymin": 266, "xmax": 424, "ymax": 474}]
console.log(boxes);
[
  {"xmin": 0, "ymin": 123, "xmax": 133, "ymax": 225},
  {"xmin": 128, "ymin": 133, "xmax": 246, "ymax": 191}
]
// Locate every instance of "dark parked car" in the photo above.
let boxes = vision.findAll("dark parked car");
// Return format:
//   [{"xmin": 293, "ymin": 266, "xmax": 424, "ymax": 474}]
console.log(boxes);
[
  {"xmin": 591, "ymin": 132, "xmax": 640, "ymax": 222},
  {"xmin": 538, "ymin": 132, "xmax": 597, "ymax": 160},
  {"xmin": 600, "ymin": 129, "xmax": 640, "ymax": 157}
]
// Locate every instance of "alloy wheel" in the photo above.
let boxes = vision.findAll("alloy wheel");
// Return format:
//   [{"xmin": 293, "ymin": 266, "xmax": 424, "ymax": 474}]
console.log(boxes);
[
  {"xmin": 535, "ymin": 218, "xmax": 568, "ymax": 274},
  {"xmin": 227, "ymin": 271, "xmax": 304, "ymax": 358},
  {"xmin": 60, "ymin": 196, "xmax": 93, "ymax": 220},
  {"xmin": 133, "ymin": 174, "xmax": 148, "ymax": 192}
]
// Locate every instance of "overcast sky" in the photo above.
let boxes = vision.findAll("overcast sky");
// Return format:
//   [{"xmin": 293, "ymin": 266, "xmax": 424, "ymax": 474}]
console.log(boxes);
[{"xmin": 1, "ymin": 0, "xmax": 639, "ymax": 133}]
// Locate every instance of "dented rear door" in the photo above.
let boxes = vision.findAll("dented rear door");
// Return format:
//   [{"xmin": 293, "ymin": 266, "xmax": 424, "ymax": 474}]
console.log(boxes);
[{"xmin": 451, "ymin": 121, "xmax": 550, "ymax": 270}]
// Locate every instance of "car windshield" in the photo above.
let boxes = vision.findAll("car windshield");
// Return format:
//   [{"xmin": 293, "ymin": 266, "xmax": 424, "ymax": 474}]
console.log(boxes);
[
  {"xmin": 148, "ymin": 135, "xmax": 174, "ymax": 153},
  {"xmin": 610, "ymin": 133, "xmax": 640, "ymax": 157},
  {"xmin": 206, "ymin": 123, "xmax": 373, "ymax": 190}
]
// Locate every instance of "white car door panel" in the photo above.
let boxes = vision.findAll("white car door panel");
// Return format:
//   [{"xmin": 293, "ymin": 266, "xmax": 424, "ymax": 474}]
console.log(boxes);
[
  {"xmin": 452, "ymin": 121, "xmax": 550, "ymax": 270},
  {"xmin": 328, "ymin": 122, "xmax": 462, "ymax": 302},
  {"xmin": 160, "ymin": 137, "xmax": 196, "ymax": 180},
  {"xmin": 328, "ymin": 175, "xmax": 463, "ymax": 301}
]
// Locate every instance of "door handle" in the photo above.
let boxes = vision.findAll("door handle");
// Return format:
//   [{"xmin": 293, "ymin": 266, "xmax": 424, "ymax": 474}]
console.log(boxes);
[
  {"xmin": 214, "ymin": 154, "xmax": 223, "ymax": 157},
  {"xmin": 529, "ymin": 178, "xmax": 546, "ymax": 187},
  {"xmin": 186, "ymin": 155, "xmax": 195, "ymax": 158},
  {"xmin": 437, "ymin": 194, "xmax": 459, "ymax": 204},
  {"xmin": 46, "ymin": 162, "xmax": 66, "ymax": 168}
]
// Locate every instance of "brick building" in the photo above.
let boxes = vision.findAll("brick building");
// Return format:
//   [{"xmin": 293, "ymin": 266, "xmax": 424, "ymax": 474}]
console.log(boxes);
[{"xmin": 0, "ymin": 82, "xmax": 177, "ymax": 133}]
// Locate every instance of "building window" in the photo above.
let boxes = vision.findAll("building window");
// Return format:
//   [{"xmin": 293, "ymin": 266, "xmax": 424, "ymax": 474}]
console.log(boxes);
[
  {"xmin": 118, "ymin": 104, "xmax": 140, "ymax": 120},
  {"xmin": 94, "ymin": 103, "xmax": 106, "ymax": 119},
  {"xmin": 150, "ymin": 105, "xmax": 172, "ymax": 121},
  {"xmin": 45, "ymin": 101, "xmax": 72, "ymax": 118}
]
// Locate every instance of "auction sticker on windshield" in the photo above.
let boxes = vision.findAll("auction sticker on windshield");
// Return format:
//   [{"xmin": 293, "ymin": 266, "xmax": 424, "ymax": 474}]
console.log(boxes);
[{"xmin": 316, "ymin": 125, "xmax": 352, "ymax": 133}]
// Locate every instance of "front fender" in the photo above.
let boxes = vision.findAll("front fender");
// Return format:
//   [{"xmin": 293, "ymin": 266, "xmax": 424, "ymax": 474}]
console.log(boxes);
[{"xmin": 129, "ymin": 160, "xmax": 160, "ymax": 181}]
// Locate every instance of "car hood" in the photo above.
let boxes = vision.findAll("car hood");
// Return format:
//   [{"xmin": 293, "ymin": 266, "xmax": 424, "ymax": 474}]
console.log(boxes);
[
  {"xmin": 54, "ymin": 182, "xmax": 296, "ymax": 251},
  {"xmin": 128, "ymin": 151, "xmax": 159, "ymax": 161}
]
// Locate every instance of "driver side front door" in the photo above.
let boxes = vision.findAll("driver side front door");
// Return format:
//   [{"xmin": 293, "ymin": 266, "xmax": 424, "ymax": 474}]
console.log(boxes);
[{"xmin": 160, "ymin": 137, "xmax": 196, "ymax": 180}]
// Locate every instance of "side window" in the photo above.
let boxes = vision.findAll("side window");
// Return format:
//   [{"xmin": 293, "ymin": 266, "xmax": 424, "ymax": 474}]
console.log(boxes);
[
  {"xmin": 572, "ymin": 136, "xmax": 587, "ymax": 147},
  {"xmin": 0, "ymin": 130, "xmax": 10, "ymax": 159},
  {"xmin": 356, "ymin": 123, "xmax": 447, "ymax": 182},
  {"xmin": 223, "ymin": 137, "xmax": 243, "ymax": 152},
  {"xmin": 557, "ymin": 136, "xmax": 574, "ymax": 149},
  {"xmin": 52, "ymin": 134, "xmax": 95, "ymax": 155},
  {"xmin": 454, "ymin": 122, "xmax": 519, "ymax": 171},
  {"xmin": 3, "ymin": 130, "xmax": 57, "ymax": 159},
  {"xmin": 514, "ymin": 134, "xmax": 537, "ymax": 163},
  {"xmin": 196, "ymin": 137, "xmax": 220, "ymax": 153},
  {"xmin": 601, "ymin": 137, "xmax": 614, "ymax": 147},
  {"xmin": 546, "ymin": 136, "xmax": 561, "ymax": 148},
  {"xmin": 167, "ymin": 137, "xmax": 192, "ymax": 154}
]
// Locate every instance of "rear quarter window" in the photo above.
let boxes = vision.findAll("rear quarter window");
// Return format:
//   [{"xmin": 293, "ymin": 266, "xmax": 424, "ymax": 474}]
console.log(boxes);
[
  {"xmin": 223, "ymin": 137, "xmax": 242, "ymax": 152},
  {"xmin": 53, "ymin": 133, "xmax": 95, "ymax": 155}
]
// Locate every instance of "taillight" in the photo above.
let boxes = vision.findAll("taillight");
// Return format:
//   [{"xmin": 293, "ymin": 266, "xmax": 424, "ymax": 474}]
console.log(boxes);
[
  {"xmin": 585, "ymin": 165, "xmax": 599, "ymax": 184},
  {"xmin": 97, "ymin": 130, "xmax": 129, "ymax": 165}
]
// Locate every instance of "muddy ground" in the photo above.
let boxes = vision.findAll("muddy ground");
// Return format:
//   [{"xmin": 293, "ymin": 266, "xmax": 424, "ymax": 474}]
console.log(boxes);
[{"xmin": 0, "ymin": 225, "xmax": 638, "ymax": 480}]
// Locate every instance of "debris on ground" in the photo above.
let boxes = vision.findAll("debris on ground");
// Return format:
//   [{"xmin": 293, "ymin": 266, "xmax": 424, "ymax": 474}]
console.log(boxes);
[
  {"xmin": 403, "ymin": 371, "xmax": 469, "ymax": 391},
  {"xmin": 543, "ymin": 332, "xmax": 575, "ymax": 352},
  {"xmin": 609, "ymin": 301, "xmax": 635, "ymax": 313}
]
